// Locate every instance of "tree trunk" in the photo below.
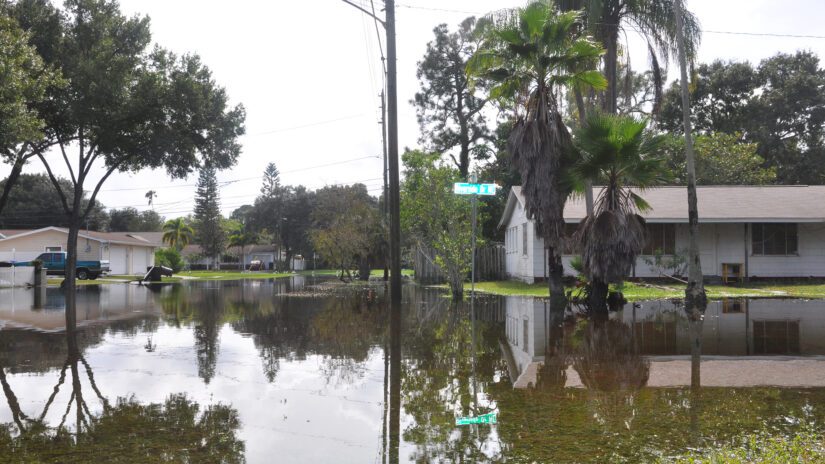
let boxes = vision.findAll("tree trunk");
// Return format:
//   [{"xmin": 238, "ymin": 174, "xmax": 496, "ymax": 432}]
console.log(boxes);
[
  {"xmin": 603, "ymin": 31, "xmax": 619, "ymax": 114},
  {"xmin": 449, "ymin": 272, "xmax": 464, "ymax": 301},
  {"xmin": 588, "ymin": 278, "xmax": 609, "ymax": 316},
  {"xmin": 574, "ymin": 87, "xmax": 595, "ymax": 216},
  {"xmin": 358, "ymin": 255, "xmax": 371, "ymax": 281},
  {"xmin": 546, "ymin": 247, "xmax": 567, "ymax": 312},
  {"xmin": 675, "ymin": 0, "xmax": 707, "ymax": 316},
  {"xmin": 0, "ymin": 156, "xmax": 26, "ymax": 216}
]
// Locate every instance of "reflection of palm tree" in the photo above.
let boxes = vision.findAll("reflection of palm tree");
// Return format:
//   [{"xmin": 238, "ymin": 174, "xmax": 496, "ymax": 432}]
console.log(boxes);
[{"xmin": 572, "ymin": 319, "xmax": 649, "ymax": 391}]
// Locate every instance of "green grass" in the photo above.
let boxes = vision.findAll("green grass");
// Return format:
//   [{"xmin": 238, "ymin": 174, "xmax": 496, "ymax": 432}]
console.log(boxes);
[
  {"xmin": 466, "ymin": 280, "xmax": 825, "ymax": 301},
  {"xmin": 667, "ymin": 426, "xmax": 825, "ymax": 463}
]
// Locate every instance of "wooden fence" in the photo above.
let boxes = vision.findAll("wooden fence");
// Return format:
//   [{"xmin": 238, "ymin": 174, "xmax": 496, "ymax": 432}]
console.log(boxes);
[{"xmin": 413, "ymin": 244, "xmax": 505, "ymax": 285}]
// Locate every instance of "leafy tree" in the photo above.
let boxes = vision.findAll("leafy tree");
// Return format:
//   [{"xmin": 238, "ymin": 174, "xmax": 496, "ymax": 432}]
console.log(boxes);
[
  {"xmin": 660, "ymin": 52, "xmax": 825, "ymax": 184},
  {"xmin": 154, "ymin": 247, "xmax": 185, "ymax": 272},
  {"xmin": 9, "ymin": 0, "xmax": 244, "ymax": 293},
  {"xmin": 661, "ymin": 132, "xmax": 777, "ymax": 185},
  {"xmin": 467, "ymin": 4, "xmax": 605, "ymax": 310},
  {"xmin": 0, "ymin": 10, "xmax": 61, "ymax": 215},
  {"xmin": 572, "ymin": 113, "xmax": 669, "ymax": 312},
  {"xmin": 193, "ymin": 165, "xmax": 226, "ymax": 268},
  {"xmin": 0, "ymin": 173, "xmax": 107, "ymax": 230},
  {"xmin": 558, "ymin": 0, "xmax": 700, "ymax": 114},
  {"xmin": 310, "ymin": 184, "xmax": 380, "ymax": 281},
  {"xmin": 413, "ymin": 17, "xmax": 490, "ymax": 178},
  {"xmin": 401, "ymin": 150, "xmax": 478, "ymax": 300},
  {"xmin": 229, "ymin": 204, "xmax": 253, "ymax": 224},
  {"xmin": 280, "ymin": 185, "xmax": 317, "ymax": 269},
  {"xmin": 162, "ymin": 217, "xmax": 194, "ymax": 251},
  {"xmin": 108, "ymin": 207, "xmax": 164, "ymax": 232}
]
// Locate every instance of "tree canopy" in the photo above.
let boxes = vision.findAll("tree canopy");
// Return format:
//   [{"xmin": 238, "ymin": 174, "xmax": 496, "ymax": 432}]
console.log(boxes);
[{"xmin": 660, "ymin": 52, "xmax": 825, "ymax": 184}]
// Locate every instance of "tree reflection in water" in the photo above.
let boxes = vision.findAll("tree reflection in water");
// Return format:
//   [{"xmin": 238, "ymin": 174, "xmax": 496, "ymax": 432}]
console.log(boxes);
[{"xmin": 0, "ymin": 296, "xmax": 245, "ymax": 463}]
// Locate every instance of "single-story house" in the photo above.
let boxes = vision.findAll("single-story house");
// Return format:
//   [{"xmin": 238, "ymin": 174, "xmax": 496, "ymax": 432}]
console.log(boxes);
[
  {"xmin": 0, "ymin": 227, "xmax": 161, "ymax": 275},
  {"xmin": 499, "ymin": 185, "xmax": 825, "ymax": 282}
]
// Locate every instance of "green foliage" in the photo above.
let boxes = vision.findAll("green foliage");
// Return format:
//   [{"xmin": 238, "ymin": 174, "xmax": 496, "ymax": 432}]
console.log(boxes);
[
  {"xmin": 572, "ymin": 113, "xmax": 669, "ymax": 286},
  {"xmin": 660, "ymin": 52, "xmax": 825, "ymax": 184},
  {"xmin": 670, "ymin": 424, "xmax": 825, "ymax": 463},
  {"xmin": 0, "ymin": 173, "xmax": 108, "ymax": 230},
  {"xmin": 401, "ymin": 150, "xmax": 479, "ymax": 299},
  {"xmin": 310, "ymin": 184, "xmax": 382, "ymax": 279},
  {"xmin": 0, "ymin": 13, "xmax": 57, "ymax": 149},
  {"xmin": 155, "ymin": 247, "xmax": 185, "ymax": 273},
  {"xmin": 193, "ymin": 165, "xmax": 225, "ymax": 264},
  {"xmin": 414, "ymin": 17, "xmax": 490, "ymax": 177},
  {"xmin": 108, "ymin": 207, "xmax": 164, "ymax": 232},
  {"xmin": 162, "ymin": 217, "xmax": 194, "ymax": 251},
  {"xmin": 660, "ymin": 132, "xmax": 777, "ymax": 185},
  {"xmin": 643, "ymin": 247, "xmax": 688, "ymax": 277}
]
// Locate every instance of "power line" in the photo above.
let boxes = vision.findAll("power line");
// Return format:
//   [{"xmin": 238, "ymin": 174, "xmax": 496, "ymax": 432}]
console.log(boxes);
[{"xmin": 247, "ymin": 113, "xmax": 367, "ymax": 136}]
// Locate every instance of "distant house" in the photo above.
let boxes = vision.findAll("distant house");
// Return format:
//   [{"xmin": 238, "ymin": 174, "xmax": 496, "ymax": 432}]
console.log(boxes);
[
  {"xmin": 0, "ymin": 227, "xmax": 161, "ymax": 275},
  {"xmin": 499, "ymin": 186, "xmax": 825, "ymax": 282}
]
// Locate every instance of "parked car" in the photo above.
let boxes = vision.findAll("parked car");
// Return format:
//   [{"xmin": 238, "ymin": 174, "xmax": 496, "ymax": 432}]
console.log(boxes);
[{"xmin": 18, "ymin": 252, "xmax": 110, "ymax": 280}]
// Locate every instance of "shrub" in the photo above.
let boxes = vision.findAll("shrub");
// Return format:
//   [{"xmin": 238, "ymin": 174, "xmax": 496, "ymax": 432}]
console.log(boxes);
[{"xmin": 154, "ymin": 248, "xmax": 185, "ymax": 273}]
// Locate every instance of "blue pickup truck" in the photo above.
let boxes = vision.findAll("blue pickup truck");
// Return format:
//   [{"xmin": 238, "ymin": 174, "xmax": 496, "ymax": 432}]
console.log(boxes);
[{"xmin": 29, "ymin": 252, "xmax": 110, "ymax": 280}]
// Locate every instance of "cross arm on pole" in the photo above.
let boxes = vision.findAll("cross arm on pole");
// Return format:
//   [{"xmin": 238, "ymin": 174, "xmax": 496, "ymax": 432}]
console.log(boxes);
[{"xmin": 340, "ymin": 0, "xmax": 386, "ymax": 27}]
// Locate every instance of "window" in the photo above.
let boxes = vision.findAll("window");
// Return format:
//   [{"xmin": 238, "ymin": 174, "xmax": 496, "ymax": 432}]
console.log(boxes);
[
  {"xmin": 522, "ymin": 223, "xmax": 528, "ymax": 256},
  {"xmin": 642, "ymin": 223, "xmax": 676, "ymax": 255},
  {"xmin": 752, "ymin": 223, "xmax": 798, "ymax": 256},
  {"xmin": 753, "ymin": 320, "xmax": 800, "ymax": 354}
]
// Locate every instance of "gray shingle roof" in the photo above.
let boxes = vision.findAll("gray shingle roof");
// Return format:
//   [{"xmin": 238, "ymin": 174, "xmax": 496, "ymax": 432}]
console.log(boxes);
[{"xmin": 506, "ymin": 185, "xmax": 825, "ymax": 224}]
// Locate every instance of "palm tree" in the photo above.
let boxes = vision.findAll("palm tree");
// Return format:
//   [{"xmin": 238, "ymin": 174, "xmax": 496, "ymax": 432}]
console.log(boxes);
[
  {"xmin": 467, "ymin": 2, "xmax": 606, "ymax": 310},
  {"xmin": 557, "ymin": 0, "xmax": 701, "ymax": 115},
  {"xmin": 162, "ymin": 218, "xmax": 195, "ymax": 251},
  {"xmin": 572, "ymin": 113, "xmax": 669, "ymax": 312}
]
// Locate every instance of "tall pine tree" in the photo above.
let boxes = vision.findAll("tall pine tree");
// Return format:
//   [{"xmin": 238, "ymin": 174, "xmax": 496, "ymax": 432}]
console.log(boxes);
[{"xmin": 194, "ymin": 165, "xmax": 226, "ymax": 268}]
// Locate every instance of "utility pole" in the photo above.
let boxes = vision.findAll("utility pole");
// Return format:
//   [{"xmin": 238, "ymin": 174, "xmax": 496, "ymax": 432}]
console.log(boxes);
[
  {"xmin": 385, "ymin": 0, "xmax": 401, "ymax": 306},
  {"xmin": 675, "ymin": 0, "xmax": 707, "ymax": 317},
  {"xmin": 341, "ymin": 0, "xmax": 401, "ymax": 305},
  {"xmin": 380, "ymin": 91, "xmax": 390, "ymax": 281}
]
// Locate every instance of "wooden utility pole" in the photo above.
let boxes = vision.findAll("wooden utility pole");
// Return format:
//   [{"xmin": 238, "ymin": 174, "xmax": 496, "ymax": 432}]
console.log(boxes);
[
  {"xmin": 340, "ymin": 0, "xmax": 401, "ymax": 304},
  {"xmin": 380, "ymin": 91, "xmax": 389, "ymax": 281},
  {"xmin": 385, "ymin": 0, "xmax": 401, "ymax": 305},
  {"xmin": 675, "ymin": 0, "xmax": 707, "ymax": 316}
]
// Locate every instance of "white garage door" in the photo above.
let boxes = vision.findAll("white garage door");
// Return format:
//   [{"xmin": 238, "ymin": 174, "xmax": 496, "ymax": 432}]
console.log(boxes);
[
  {"xmin": 132, "ymin": 247, "xmax": 149, "ymax": 275},
  {"xmin": 109, "ymin": 246, "xmax": 127, "ymax": 275}
]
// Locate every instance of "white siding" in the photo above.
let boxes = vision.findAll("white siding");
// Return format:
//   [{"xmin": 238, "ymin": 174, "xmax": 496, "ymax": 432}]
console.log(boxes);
[
  {"xmin": 749, "ymin": 223, "xmax": 825, "ymax": 277},
  {"xmin": 503, "ymin": 201, "xmax": 536, "ymax": 283}
]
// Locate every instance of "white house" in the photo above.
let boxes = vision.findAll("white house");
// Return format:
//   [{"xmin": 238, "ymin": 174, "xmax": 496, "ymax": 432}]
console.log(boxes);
[
  {"xmin": 500, "ymin": 186, "xmax": 825, "ymax": 282},
  {"xmin": 0, "ymin": 227, "xmax": 161, "ymax": 275}
]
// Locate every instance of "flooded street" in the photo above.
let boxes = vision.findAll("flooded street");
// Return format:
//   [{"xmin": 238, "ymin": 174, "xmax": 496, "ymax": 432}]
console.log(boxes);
[{"xmin": 2, "ymin": 278, "xmax": 825, "ymax": 462}]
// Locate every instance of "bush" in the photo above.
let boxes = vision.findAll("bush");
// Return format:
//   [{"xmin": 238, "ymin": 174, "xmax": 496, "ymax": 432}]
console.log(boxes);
[{"xmin": 154, "ymin": 248, "xmax": 185, "ymax": 273}]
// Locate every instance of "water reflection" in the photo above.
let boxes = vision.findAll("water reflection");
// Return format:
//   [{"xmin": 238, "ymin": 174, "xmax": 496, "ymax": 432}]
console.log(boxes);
[
  {"xmin": 1, "ymin": 281, "xmax": 825, "ymax": 462},
  {"xmin": 0, "ymin": 316, "xmax": 244, "ymax": 462}
]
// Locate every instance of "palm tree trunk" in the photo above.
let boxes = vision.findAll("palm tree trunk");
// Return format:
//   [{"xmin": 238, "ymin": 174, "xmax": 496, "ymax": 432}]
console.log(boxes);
[
  {"xmin": 547, "ymin": 247, "xmax": 566, "ymax": 312},
  {"xmin": 675, "ymin": 0, "xmax": 707, "ymax": 316},
  {"xmin": 603, "ymin": 30, "xmax": 619, "ymax": 114},
  {"xmin": 574, "ymin": 87, "xmax": 595, "ymax": 216}
]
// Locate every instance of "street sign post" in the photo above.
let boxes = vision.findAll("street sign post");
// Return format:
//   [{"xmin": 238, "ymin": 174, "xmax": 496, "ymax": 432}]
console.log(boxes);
[
  {"xmin": 453, "ymin": 183, "xmax": 497, "ymax": 196},
  {"xmin": 455, "ymin": 412, "xmax": 497, "ymax": 426}
]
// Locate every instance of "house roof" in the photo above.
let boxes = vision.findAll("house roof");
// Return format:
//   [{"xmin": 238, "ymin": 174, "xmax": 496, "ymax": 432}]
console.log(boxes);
[
  {"xmin": 500, "ymin": 185, "xmax": 825, "ymax": 227},
  {"xmin": 0, "ymin": 227, "xmax": 162, "ymax": 247}
]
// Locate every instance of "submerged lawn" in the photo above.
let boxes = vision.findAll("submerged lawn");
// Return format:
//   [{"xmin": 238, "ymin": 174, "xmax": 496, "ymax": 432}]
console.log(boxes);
[{"xmin": 467, "ymin": 280, "xmax": 825, "ymax": 301}]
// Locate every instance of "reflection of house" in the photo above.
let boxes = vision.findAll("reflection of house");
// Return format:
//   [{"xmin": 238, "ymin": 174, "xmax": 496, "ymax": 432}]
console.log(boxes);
[
  {"xmin": 619, "ymin": 299, "xmax": 825, "ymax": 356},
  {"xmin": 0, "ymin": 227, "xmax": 160, "ymax": 275},
  {"xmin": 0, "ymin": 285, "xmax": 160, "ymax": 331},
  {"xmin": 499, "ymin": 186, "xmax": 825, "ymax": 282}
]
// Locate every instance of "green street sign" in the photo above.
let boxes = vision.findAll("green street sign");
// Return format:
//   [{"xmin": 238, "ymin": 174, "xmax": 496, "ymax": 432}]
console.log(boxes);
[
  {"xmin": 455, "ymin": 412, "xmax": 497, "ymax": 426},
  {"xmin": 453, "ymin": 183, "xmax": 497, "ymax": 196}
]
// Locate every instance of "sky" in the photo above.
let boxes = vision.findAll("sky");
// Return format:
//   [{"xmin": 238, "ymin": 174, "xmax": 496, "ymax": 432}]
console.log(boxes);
[{"xmin": 3, "ymin": 0, "xmax": 825, "ymax": 219}]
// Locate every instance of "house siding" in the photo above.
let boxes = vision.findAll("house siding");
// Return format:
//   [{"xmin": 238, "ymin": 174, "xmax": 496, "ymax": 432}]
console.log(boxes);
[{"xmin": 0, "ymin": 230, "xmax": 101, "ymax": 261}]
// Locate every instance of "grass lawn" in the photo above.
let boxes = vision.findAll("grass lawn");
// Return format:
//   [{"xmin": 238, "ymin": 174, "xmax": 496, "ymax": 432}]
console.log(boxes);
[
  {"xmin": 466, "ymin": 280, "xmax": 825, "ymax": 301},
  {"xmin": 47, "ymin": 270, "xmax": 294, "ymax": 286}
]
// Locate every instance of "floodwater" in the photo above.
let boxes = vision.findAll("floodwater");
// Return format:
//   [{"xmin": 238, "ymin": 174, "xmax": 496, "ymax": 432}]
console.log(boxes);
[{"xmin": 1, "ymin": 278, "xmax": 825, "ymax": 463}]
